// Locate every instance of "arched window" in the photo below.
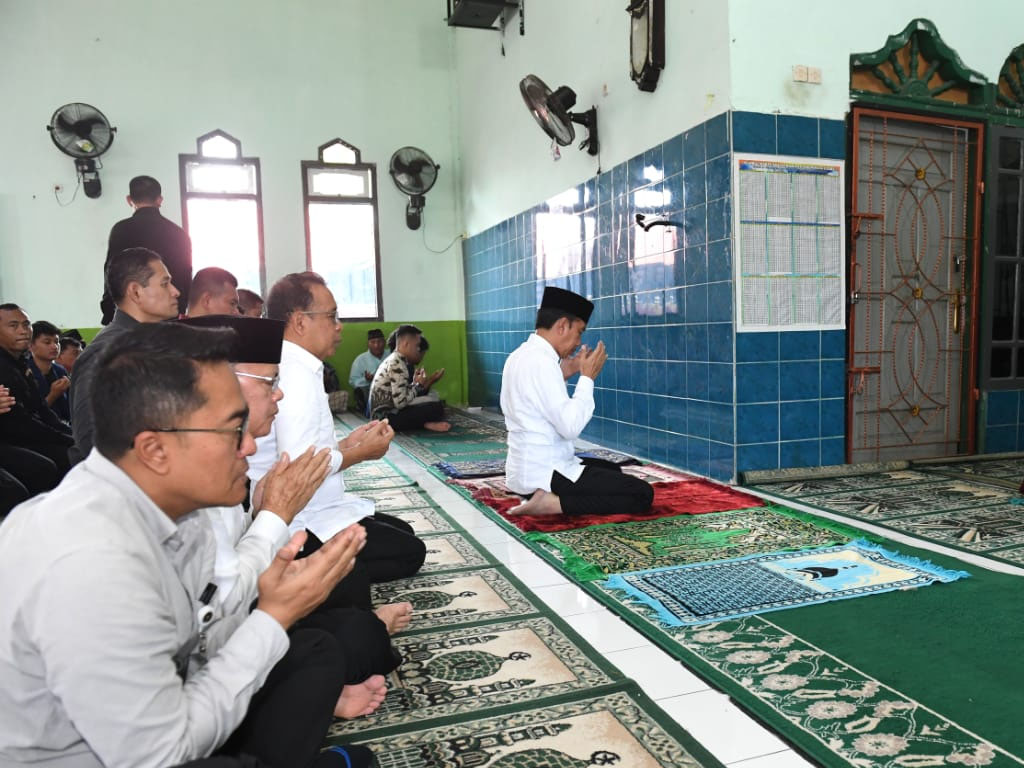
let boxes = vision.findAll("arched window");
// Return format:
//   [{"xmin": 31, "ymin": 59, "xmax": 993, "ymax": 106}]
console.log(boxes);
[
  {"xmin": 302, "ymin": 138, "xmax": 382, "ymax": 320},
  {"xmin": 179, "ymin": 130, "xmax": 265, "ymax": 296}
]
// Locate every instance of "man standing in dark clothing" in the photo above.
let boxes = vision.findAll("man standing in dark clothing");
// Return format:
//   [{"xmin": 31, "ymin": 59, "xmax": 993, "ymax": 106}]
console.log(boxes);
[
  {"xmin": 0, "ymin": 304, "xmax": 73, "ymax": 476},
  {"xmin": 101, "ymin": 175, "xmax": 192, "ymax": 323}
]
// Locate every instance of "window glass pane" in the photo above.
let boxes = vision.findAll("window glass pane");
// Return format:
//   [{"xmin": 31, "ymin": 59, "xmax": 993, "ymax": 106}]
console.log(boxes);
[
  {"xmin": 307, "ymin": 167, "xmax": 370, "ymax": 197},
  {"xmin": 991, "ymin": 261, "xmax": 1017, "ymax": 341},
  {"xmin": 186, "ymin": 198, "xmax": 261, "ymax": 294},
  {"xmin": 999, "ymin": 137, "xmax": 1022, "ymax": 170},
  {"xmin": 991, "ymin": 346, "xmax": 1012, "ymax": 378},
  {"xmin": 996, "ymin": 174, "xmax": 1021, "ymax": 256},
  {"xmin": 200, "ymin": 134, "xmax": 240, "ymax": 159},
  {"xmin": 186, "ymin": 161, "xmax": 257, "ymax": 194},
  {"xmin": 322, "ymin": 143, "xmax": 358, "ymax": 163},
  {"xmin": 308, "ymin": 202, "xmax": 378, "ymax": 318}
]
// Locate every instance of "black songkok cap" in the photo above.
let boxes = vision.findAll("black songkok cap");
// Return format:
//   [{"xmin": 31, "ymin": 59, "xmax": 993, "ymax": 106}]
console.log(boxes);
[
  {"xmin": 367, "ymin": 328, "xmax": 385, "ymax": 340},
  {"xmin": 179, "ymin": 315, "xmax": 285, "ymax": 364},
  {"xmin": 540, "ymin": 286, "xmax": 594, "ymax": 324}
]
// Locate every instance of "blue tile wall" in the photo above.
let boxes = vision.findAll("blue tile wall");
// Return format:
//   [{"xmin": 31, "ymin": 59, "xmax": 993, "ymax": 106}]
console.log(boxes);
[
  {"xmin": 731, "ymin": 112, "xmax": 848, "ymax": 474},
  {"xmin": 983, "ymin": 390, "xmax": 1024, "ymax": 453},
  {"xmin": 464, "ymin": 110, "xmax": 850, "ymax": 481}
]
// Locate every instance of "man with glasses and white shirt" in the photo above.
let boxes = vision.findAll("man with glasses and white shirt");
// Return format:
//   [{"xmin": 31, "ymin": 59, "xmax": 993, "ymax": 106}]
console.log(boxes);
[{"xmin": 249, "ymin": 273, "xmax": 423, "ymax": 628}]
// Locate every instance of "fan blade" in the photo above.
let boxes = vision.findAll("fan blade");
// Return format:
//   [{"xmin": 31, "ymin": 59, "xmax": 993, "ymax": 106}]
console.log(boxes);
[
  {"xmin": 57, "ymin": 113, "xmax": 77, "ymax": 133},
  {"xmin": 393, "ymin": 157, "xmax": 429, "ymax": 176}
]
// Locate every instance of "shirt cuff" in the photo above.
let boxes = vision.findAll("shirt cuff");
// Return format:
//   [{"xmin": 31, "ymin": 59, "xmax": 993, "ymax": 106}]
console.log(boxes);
[
  {"xmin": 329, "ymin": 447, "xmax": 344, "ymax": 474},
  {"xmin": 249, "ymin": 509, "xmax": 291, "ymax": 550},
  {"xmin": 574, "ymin": 375, "xmax": 595, "ymax": 398},
  {"xmin": 244, "ymin": 609, "xmax": 291, "ymax": 657}
]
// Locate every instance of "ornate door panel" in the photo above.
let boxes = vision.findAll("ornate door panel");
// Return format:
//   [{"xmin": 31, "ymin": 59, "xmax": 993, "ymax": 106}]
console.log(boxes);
[{"xmin": 848, "ymin": 108, "xmax": 983, "ymax": 463}]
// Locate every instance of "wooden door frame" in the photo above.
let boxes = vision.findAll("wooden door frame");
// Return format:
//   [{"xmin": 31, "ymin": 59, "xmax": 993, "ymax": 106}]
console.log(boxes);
[{"xmin": 847, "ymin": 105, "xmax": 985, "ymax": 461}]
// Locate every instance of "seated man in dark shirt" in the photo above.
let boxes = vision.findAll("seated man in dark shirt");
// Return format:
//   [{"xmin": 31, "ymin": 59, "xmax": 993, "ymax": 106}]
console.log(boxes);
[
  {"xmin": 0, "ymin": 304, "xmax": 72, "ymax": 476},
  {"xmin": 27, "ymin": 321, "xmax": 71, "ymax": 423},
  {"xmin": 55, "ymin": 334, "xmax": 83, "ymax": 373},
  {"xmin": 369, "ymin": 325, "xmax": 448, "ymax": 432}
]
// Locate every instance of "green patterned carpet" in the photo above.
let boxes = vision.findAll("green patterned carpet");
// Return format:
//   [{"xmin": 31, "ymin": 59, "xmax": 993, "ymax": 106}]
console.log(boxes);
[
  {"xmin": 381, "ymin": 420, "xmax": 1024, "ymax": 768},
  {"xmin": 745, "ymin": 468, "xmax": 1024, "ymax": 567},
  {"xmin": 525, "ymin": 505, "xmax": 869, "ymax": 581},
  {"xmin": 327, "ymin": 456, "xmax": 724, "ymax": 768}
]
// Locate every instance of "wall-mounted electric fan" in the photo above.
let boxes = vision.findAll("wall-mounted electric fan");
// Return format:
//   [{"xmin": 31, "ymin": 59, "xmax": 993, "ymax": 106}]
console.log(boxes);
[
  {"xmin": 519, "ymin": 74, "xmax": 598, "ymax": 156},
  {"xmin": 46, "ymin": 103, "xmax": 116, "ymax": 198},
  {"xmin": 389, "ymin": 146, "xmax": 439, "ymax": 230}
]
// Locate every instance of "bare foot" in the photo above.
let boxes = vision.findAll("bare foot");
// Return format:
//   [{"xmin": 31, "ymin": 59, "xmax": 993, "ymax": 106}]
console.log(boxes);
[
  {"xmin": 424, "ymin": 421, "xmax": 451, "ymax": 432},
  {"xmin": 508, "ymin": 489, "xmax": 563, "ymax": 516},
  {"xmin": 334, "ymin": 674, "xmax": 388, "ymax": 718},
  {"xmin": 374, "ymin": 601, "xmax": 413, "ymax": 634}
]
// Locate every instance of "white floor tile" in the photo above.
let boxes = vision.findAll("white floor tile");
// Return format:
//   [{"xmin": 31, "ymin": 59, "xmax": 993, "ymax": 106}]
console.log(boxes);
[
  {"xmin": 727, "ymin": 750, "xmax": 816, "ymax": 768},
  {"xmin": 460, "ymin": 524, "xmax": 513, "ymax": 547},
  {"xmin": 603, "ymin": 646, "xmax": 711, "ymax": 699},
  {"xmin": 511, "ymin": 560, "xmax": 570, "ymax": 589},
  {"xmin": 657, "ymin": 689, "xmax": 791, "ymax": 764},
  {"xmin": 530, "ymin": 582, "xmax": 603, "ymax": 614},
  {"xmin": 563, "ymin": 611, "xmax": 652, "ymax": 653}
]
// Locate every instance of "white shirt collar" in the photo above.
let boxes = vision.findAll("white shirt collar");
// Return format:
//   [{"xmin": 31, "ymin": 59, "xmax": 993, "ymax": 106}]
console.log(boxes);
[
  {"xmin": 526, "ymin": 332, "xmax": 559, "ymax": 361},
  {"xmin": 281, "ymin": 339, "xmax": 323, "ymax": 375},
  {"xmin": 83, "ymin": 449, "xmax": 179, "ymax": 544}
]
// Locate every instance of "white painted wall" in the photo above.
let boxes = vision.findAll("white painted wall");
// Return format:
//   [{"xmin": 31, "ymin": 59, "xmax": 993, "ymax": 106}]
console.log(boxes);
[
  {"xmin": 0, "ymin": 0, "xmax": 465, "ymax": 326},
  {"xmin": 453, "ymin": 0, "xmax": 731, "ymax": 235},
  {"xmin": 728, "ymin": 0, "xmax": 1024, "ymax": 118}
]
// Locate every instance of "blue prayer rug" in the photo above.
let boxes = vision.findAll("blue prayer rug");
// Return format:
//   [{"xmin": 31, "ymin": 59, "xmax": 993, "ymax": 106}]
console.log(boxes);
[
  {"xmin": 434, "ymin": 458, "xmax": 506, "ymax": 478},
  {"xmin": 575, "ymin": 448, "xmax": 640, "ymax": 465},
  {"xmin": 604, "ymin": 540, "xmax": 969, "ymax": 626}
]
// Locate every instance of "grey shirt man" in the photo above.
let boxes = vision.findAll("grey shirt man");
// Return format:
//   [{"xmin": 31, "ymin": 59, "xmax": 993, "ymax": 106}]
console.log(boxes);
[
  {"xmin": 0, "ymin": 450, "xmax": 288, "ymax": 768},
  {"xmin": 69, "ymin": 309, "xmax": 141, "ymax": 463}
]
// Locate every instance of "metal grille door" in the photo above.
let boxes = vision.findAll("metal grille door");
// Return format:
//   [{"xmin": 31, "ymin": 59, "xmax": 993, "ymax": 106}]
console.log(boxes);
[{"xmin": 848, "ymin": 108, "xmax": 983, "ymax": 463}]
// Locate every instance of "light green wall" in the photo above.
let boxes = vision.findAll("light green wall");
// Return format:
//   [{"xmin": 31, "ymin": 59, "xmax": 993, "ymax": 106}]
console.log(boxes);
[
  {"xmin": 324, "ymin": 320, "xmax": 468, "ymax": 407},
  {"xmin": 452, "ymin": 0, "xmax": 731, "ymax": 235},
  {"xmin": 0, "ymin": 0, "xmax": 466, "ymax": 327},
  {"xmin": 73, "ymin": 320, "xmax": 469, "ymax": 405},
  {"xmin": 728, "ymin": 0, "xmax": 1024, "ymax": 119}
]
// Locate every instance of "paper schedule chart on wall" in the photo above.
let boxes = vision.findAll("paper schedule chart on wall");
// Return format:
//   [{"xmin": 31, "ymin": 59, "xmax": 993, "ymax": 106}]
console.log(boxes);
[{"xmin": 733, "ymin": 153, "xmax": 846, "ymax": 332}]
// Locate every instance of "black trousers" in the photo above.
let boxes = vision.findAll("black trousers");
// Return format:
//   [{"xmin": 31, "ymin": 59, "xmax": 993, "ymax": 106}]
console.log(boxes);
[
  {"xmin": 176, "ymin": 748, "xmax": 375, "ymax": 768},
  {"xmin": 301, "ymin": 511, "xmax": 424, "ymax": 587},
  {"xmin": 385, "ymin": 401, "xmax": 444, "ymax": 432},
  {"xmin": 294, "ymin": 605, "xmax": 401, "ymax": 681},
  {"xmin": 352, "ymin": 387, "xmax": 369, "ymax": 415},
  {"xmin": 21, "ymin": 441, "xmax": 71, "ymax": 477},
  {"xmin": 0, "ymin": 469, "xmax": 28, "ymax": 516},
  {"xmin": 357, "ymin": 513, "xmax": 426, "ymax": 583},
  {"xmin": 217, "ymin": 628, "xmax": 349, "ymax": 768},
  {"xmin": 0, "ymin": 442, "xmax": 61, "ymax": 496},
  {"xmin": 550, "ymin": 458, "xmax": 654, "ymax": 516}
]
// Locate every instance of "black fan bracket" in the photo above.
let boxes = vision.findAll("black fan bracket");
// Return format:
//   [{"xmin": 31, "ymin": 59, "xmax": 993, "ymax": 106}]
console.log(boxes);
[{"xmin": 569, "ymin": 107, "xmax": 599, "ymax": 156}]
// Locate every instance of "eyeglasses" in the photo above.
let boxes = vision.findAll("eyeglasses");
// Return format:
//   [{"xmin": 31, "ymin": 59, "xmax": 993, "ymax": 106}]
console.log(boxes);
[
  {"xmin": 301, "ymin": 310, "xmax": 342, "ymax": 325},
  {"xmin": 152, "ymin": 414, "xmax": 250, "ymax": 451},
  {"xmin": 235, "ymin": 371, "xmax": 280, "ymax": 389}
]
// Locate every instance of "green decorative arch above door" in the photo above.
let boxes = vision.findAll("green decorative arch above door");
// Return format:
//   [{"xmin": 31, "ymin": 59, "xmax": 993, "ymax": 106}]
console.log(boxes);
[{"xmin": 850, "ymin": 18, "xmax": 1024, "ymax": 125}]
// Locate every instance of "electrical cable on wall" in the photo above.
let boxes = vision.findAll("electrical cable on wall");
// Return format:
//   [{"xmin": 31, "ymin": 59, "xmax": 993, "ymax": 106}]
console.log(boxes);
[
  {"xmin": 54, "ymin": 178, "xmax": 81, "ymax": 207},
  {"xmin": 422, "ymin": 227, "xmax": 464, "ymax": 255}
]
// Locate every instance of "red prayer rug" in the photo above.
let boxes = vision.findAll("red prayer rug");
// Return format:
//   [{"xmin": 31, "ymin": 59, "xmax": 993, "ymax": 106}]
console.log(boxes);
[{"xmin": 450, "ymin": 475, "xmax": 765, "ymax": 533}]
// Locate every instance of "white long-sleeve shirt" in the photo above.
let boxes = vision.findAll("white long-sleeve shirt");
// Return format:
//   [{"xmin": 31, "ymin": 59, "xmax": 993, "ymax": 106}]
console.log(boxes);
[
  {"xmin": 248, "ymin": 340, "xmax": 372, "ymax": 541},
  {"xmin": 0, "ymin": 451, "xmax": 289, "ymax": 768},
  {"xmin": 500, "ymin": 333, "xmax": 595, "ymax": 494},
  {"xmin": 172, "ymin": 504, "xmax": 291, "ymax": 665}
]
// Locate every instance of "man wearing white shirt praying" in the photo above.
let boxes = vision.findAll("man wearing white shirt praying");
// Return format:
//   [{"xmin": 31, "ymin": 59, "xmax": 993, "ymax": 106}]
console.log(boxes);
[
  {"xmin": 250, "ymin": 272, "xmax": 425, "ymax": 594},
  {"xmin": 0, "ymin": 322, "xmax": 375, "ymax": 768},
  {"xmin": 500, "ymin": 286, "xmax": 654, "ymax": 517}
]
